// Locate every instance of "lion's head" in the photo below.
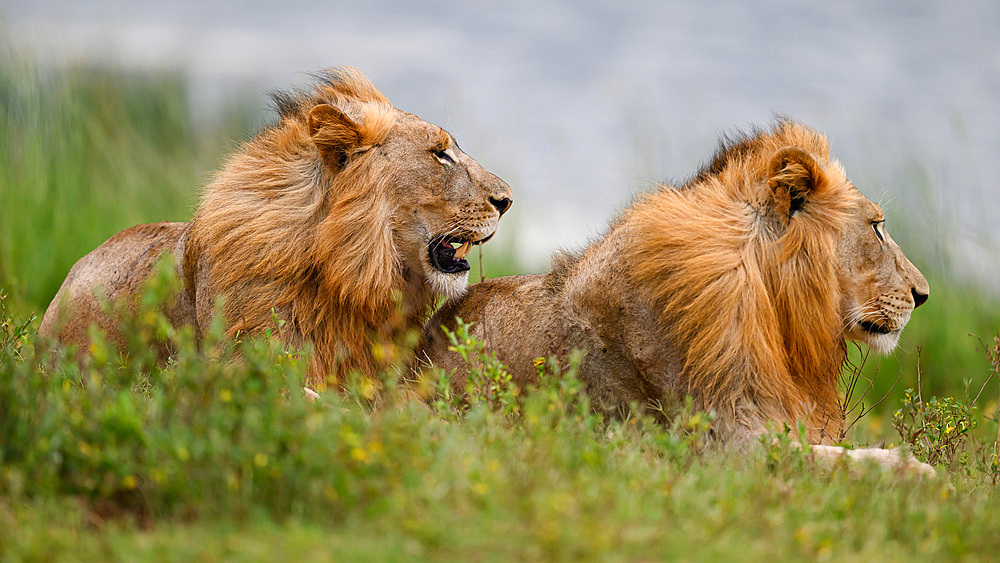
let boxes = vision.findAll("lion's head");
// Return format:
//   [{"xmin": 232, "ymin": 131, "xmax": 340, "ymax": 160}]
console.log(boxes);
[
  {"xmin": 294, "ymin": 69, "xmax": 513, "ymax": 304},
  {"xmin": 303, "ymin": 97, "xmax": 512, "ymax": 303},
  {"xmin": 185, "ymin": 67, "xmax": 511, "ymax": 382},
  {"xmin": 835, "ymin": 186, "xmax": 929, "ymax": 354},
  {"xmin": 754, "ymin": 134, "xmax": 929, "ymax": 357},
  {"xmin": 629, "ymin": 120, "xmax": 928, "ymax": 437}
]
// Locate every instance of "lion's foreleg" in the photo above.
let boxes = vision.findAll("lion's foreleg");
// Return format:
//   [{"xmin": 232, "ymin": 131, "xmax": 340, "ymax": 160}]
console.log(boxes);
[{"xmin": 807, "ymin": 444, "xmax": 937, "ymax": 478}]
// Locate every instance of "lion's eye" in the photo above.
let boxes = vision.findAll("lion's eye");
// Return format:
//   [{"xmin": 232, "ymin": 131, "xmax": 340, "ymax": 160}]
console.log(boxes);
[
  {"xmin": 872, "ymin": 220, "xmax": 885, "ymax": 242},
  {"xmin": 433, "ymin": 149, "xmax": 454, "ymax": 165}
]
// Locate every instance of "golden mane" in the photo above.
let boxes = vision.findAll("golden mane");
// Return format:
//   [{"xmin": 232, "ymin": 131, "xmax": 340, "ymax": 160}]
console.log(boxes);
[
  {"xmin": 183, "ymin": 67, "xmax": 406, "ymax": 383},
  {"xmin": 626, "ymin": 121, "xmax": 860, "ymax": 436},
  {"xmin": 40, "ymin": 66, "xmax": 513, "ymax": 388}
]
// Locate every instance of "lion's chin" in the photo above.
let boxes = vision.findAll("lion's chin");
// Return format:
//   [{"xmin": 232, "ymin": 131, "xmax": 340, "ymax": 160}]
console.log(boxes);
[
  {"xmin": 850, "ymin": 310, "xmax": 910, "ymax": 355},
  {"xmin": 427, "ymin": 270, "xmax": 470, "ymax": 301},
  {"xmin": 862, "ymin": 331, "xmax": 901, "ymax": 355},
  {"xmin": 849, "ymin": 321, "xmax": 902, "ymax": 355}
]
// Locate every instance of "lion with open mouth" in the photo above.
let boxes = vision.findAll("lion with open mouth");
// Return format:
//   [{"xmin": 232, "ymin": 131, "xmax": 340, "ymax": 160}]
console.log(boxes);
[
  {"xmin": 423, "ymin": 120, "xmax": 935, "ymax": 475},
  {"xmin": 40, "ymin": 67, "xmax": 512, "ymax": 386}
]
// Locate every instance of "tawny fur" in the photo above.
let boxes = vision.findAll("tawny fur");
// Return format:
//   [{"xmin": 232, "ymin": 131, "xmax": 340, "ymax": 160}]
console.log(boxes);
[
  {"xmin": 423, "ymin": 120, "xmax": 929, "ymax": 449},
  {"xmin": 626, "ymin": 126, "xmax": 856, "ymax": 438},
  {"xmin": 183, "ymin": 71, "xmax": 404, "ymax": 382},
  {"xmin": 40, "ymin": 67, "xmax": 513, "ymax": 386}
]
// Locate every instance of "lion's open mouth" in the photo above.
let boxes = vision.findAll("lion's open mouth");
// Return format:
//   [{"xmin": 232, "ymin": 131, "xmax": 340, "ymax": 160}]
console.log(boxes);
[
  {"xmin": 859, "ymin": 319, "xmax": 893, "ymax": 335},
  {"xmin": 428, "ymin": 234, "xmax": 492, "ymax": 274}
]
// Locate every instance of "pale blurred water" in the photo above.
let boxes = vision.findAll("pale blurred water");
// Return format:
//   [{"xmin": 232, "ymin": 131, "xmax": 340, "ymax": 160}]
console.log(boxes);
[{"xmin": 4, "ymin": 0, "xmax": 999, "ymax": 287}]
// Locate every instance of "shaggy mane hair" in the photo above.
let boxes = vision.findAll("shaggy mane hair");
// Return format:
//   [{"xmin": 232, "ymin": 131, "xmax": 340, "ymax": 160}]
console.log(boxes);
[
  {"xmin": 626, "ymin": 121, "xmax": 860, "ymax": 438},
  {"xmin": 183, "ymin": 67, "xmax": 410, "ymax": 385}
]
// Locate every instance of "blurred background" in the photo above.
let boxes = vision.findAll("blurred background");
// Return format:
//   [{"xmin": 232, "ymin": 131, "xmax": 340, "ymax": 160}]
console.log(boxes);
[{"xmin": 1, "ymin": 0, "xmax": 998, "ymax": 426}]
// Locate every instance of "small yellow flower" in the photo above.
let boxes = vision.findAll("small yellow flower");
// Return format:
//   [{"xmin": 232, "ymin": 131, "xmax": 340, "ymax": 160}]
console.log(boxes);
[
  {"xmin": 122, "ymin": 475, "xmax": 137, "ymax": 489},
  {"xmin": 219, "ymin": 389, "xmax": 232, "ymax": 402},
  {"xmin": 254, "ymin": 453, "xmax": 268, "ymax": 467},
  {"xmin": 360, "ymin": 379, "xmax": 378, "ymax": 400},
  {"xmin": 341, "ymin": 430, "xmax": 360, "ymax": 447},
  {"xmin": 89, "ymin": 342, "xmax": 107, "ymax": 365}
]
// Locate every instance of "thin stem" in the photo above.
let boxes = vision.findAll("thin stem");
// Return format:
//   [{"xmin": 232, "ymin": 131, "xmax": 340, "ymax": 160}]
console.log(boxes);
[
  {"xmin": 845, "ymin": 369, "xmax": 902, "ymax": 434},
  {"xmin": 478, "ymin": 245, "xmax": 485, "ymax": 283},
  {"xmin": 970, "ymin": 335, "xmax": 998, "ymax": 407},
  {"xmin": 914, "ymin": 347, "xmax": 933, "ymax": 454},
  {"xmin": 992, "ymin": 338, "xmax": 1000, "ymax": 476},
  {"xmin": 840, "ymin": 343, "xmax": 871, "ymax": 421}
]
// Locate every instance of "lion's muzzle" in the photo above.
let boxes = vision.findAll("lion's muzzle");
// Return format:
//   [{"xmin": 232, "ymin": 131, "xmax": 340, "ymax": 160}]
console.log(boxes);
[{"xmin": 428, "ymin": 233, "xmax": 493, "ymax": 274}]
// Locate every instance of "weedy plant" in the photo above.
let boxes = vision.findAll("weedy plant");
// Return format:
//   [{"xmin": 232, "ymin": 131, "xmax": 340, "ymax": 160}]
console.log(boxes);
[
  {"xmin": 977, "ymin": 335, "xmax": 1000, "ymax": 484},
  {"xmin": 839, "ymin": 344, "xmax": 902, "ymax": 441},
  {"xmin": 1, "ymin": 267, "xmax": 318, "ymax": 524},
  {"xmin": 432, "ymin": 318, "xmax": 522, "ymax": 418},
  {"xmin": 0, "ymin": 291, "xmax": 34, "ymax": 363},
  {"xmin": 891, "ymin": 345, "xmax": 999, "ymax": 481}
]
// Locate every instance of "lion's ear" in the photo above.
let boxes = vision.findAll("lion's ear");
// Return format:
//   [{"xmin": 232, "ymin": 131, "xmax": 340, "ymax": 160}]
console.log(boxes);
[
  {"xmin": 308, "ymin": 104, "xmax": 362, "ymax": 172},
  {"xmin": 767, "ymin": 146, "xmax": 825, "ymax": 218}
]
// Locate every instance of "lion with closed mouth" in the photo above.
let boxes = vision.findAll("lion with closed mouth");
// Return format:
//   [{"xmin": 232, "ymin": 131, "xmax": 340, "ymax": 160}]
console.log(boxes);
[
  {"xmin": 40, "ymin": 67, "xmax": 512, "ymax": 386},
  {"xmin": 422, "ymin": 120, "xmax": 934, "ymax": 474}
]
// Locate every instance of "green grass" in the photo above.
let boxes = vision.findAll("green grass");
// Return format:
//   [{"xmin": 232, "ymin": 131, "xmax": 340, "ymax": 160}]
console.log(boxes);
[
  {"xmin": 0, "ymin": 51, "xmax": 253, "ymax": 319},
  {"xmin": 1, "ymin": 281, "xmax": 999, "ymax": 561},
  {"xmin": 2, "ymin": 55, "xmax": 1000, "ymax": 559}
]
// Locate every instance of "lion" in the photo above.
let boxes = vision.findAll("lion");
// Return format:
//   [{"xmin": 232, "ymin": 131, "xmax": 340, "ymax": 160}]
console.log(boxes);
[
  {"xmin": 39, "ymin": 67, "xmax": 513, "ymax": 386},
  {"xmin": 422, "ymin": 120, "xmax": 935, "ymax": 475}
]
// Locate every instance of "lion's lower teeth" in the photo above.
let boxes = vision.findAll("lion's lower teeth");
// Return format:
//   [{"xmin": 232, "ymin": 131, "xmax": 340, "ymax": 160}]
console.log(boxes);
[{"xmin": 454, "ymin": 242, "xmax": 472, "ymax": 260}]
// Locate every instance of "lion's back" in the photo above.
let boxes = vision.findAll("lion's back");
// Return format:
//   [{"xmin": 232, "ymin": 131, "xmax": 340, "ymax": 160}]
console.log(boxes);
[{"xmin": 39, "ymin": 221, "xmax": 194, "ymax": 355}]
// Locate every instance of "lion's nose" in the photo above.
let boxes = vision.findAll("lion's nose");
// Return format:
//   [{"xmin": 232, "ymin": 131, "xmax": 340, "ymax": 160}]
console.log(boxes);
[
  {"xmin": 911, "ymin": 286, "xmax": 928, "ymax": 308},
  {"xmin": 490, "ymin": 195, "xmax": 512, "ymax": 216}
]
